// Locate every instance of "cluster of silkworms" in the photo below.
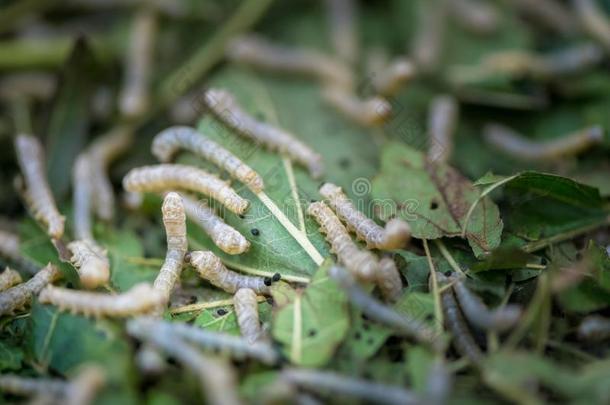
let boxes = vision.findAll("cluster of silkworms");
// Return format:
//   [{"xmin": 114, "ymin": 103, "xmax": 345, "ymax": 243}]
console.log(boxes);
[
  {"xmin": 0, "ymin": 263, "xmax": 60, "ymax": 316},
  {"xmin": 14, "ymin": 134, "xmax": 65, "ymax": 239}
]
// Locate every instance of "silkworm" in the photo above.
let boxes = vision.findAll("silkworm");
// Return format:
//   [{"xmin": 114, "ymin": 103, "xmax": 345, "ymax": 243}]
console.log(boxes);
[
  {"xmin": 578, "ymin": 315, "xmax": 610, "ymax": 341},
  {"xmin": 329, "ymin": 266, "xmax": 441, "ymax": 350},
  {"xmin": 423, "ymin": 361, "xmax": 453, "ymax": 405},
  {"xmin": 127, "ymin": 317, "xmax": 280, "ymax": 365},
  {"xmin": 234, "ymin": 288, "xmax": 264, "ymax": 344},
  {"xmin": 324, "ymin": 0, "xmax": 358, "ymax": 65},
  {"xmin": 67, "ymin": 239, "xmax": 110, "ymax": 289},
  {"xmin": 411, "ymin": 0, "xmax": 447, "ymax": 72},
  {"xmin": 371, "ymin": 57, "xmax": 417, "ymax": 97},
  {"xmin": 483, "ymin": 123, "xmax": 604, "ymax": 161},
  {"xmin": 227, "ymin": 35, "xmax": 353, "ymax": 89},
  {"xmin": 136, "ymin": 344, "xmax": 166, "ymax": 375},
  {"xmin": 0, "ymin": 263, "xmax": 60, "ymax": 316},
  {"xmin": 188, "ymin": 251, "xmax": 270, "ymax": 295},
  {"xmin": 0, "ymin": 229, "xmax": 38, "ymax": 274},
  {"xmin": 204, "ymin": 89, "xmax": 324, "ymax": 178},
  {"xmin": 281, "ymin": 369, "xmax": 421, "ymax": 405},
  {"xmin": 446, "ymin": 0, "xmax": 499, "ymax": 34},
  {"xmin": 126, "ymin": 318, "xmax": 242, "ymax": 405},
  {"xmin": 512, "ymin": 0, "xmax": 578, "ymax": 35},
  {"xmin": 574, "ymin": 0, "xmax": 610, "ymax": 50},
  {"xmin": 38, "ymin": 282, "xmax": 164, "ymax": 317},
  {"xmin": 64, "ymin": 365, "xmax": 106, "ymax": 405},
  {"xmin": 451, "ymin": 276, "xmax": 521, "ymax": 332},
  {"xmin": 0, "ymin": 72, "xmax": 55, "ymax": 100},
  {"xmin": 119, "ymin": 7, "xmax": 157, "ymax": 119},
  {"xmin": 73, "ymin": 154, "xmax": 94, "ymax": 241},
  {"xmin": 376, "ymin": 258, "xmax": 403, "ymax": 303},
  {"xmin": 152, "ymin": 126, "xmax": 264, "ymax": 192},
  {"xmin": 153, "ymin": 192, "xmax": 188, "ymax": 304},
  {"xmin": 321, "ymin": 86, "xmax": 391, "ymax": 127},
  {"xmin": 0, "ymin": 375, "xmax": 67, "ymax": 399},
  {"xmin": 438, "ymin": 273, "xmax": 483, "ymax": 366},
  {"xmin": 307, "ymin": 202, "xmax": 378, "ymax": 281},
  {"xmin": 14, "ymin": 134, "xmax": 65, "ymax": 239},
  {"xmin": 319, "ymin": 182, "xmax": 410, "ymax": 250},
  {"xmin": 0, "ymin": 268, "xmax": 22, "ymax": 291},
  {"xmin": 122, "ymin": 164, "xmax": 249, "ymax": 214},
  {"xmin": 428, "ymin": 95, "xmax": 459, "ymax": 164}
]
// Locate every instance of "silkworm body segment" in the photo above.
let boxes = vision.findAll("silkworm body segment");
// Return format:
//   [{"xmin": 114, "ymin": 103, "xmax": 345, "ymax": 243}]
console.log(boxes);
[
  {"xmin": 67, "ymin": 240, "xmax": 110, "ymax": 289},
  {"xmin": 0, "ymin": 268, "xmax": 22, "ymax": 292},
  {"xmin": 0, "ymin": 264, "xmax": 60, "ymax": 316},
  {"xmin": 234, "ymin": 288, "xmax": 264, "ymax": 344}
]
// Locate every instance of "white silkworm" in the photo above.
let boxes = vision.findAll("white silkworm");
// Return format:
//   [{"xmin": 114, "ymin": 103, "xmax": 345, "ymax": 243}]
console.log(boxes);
[
  {"xmin": 423, "ymin": 361, "xmax": 453, "ymax": 405},
  {"xmin": 122, "ymin": 164, "xmax": 249, "ymax": 214},
  {"xmin": 319, "ymin": 183, "xmax": 410, "ymax": 250},
  {"xmin": 307, "ymin": 202, "xmax": 378, "ymax": 281},
  {"xmin": 180, "ymin": 193, "xmax": 249, "ymax": 255},
  {"xmin": 371, "ymin": 57, "xmax": 417, "ymax": 97},
  {"xmin": 574, "ymin": 0, "xmax": 610, "ymax": 51},
  {"xmin": 127, "ymin": 317, "xmax": 280, "ymax": 365},
  {"xmin": 512, "ymin": 0, "xmax": 578, "ymax": 35},
  {"xmin": 281, "ymin": 369, "xmax": 421, "ymax": 405},
  {"xmin": 0, "ymin": 268, "xmax": 22, "ymax": 292},
  {"xmin": 0, "ymin": 229, "xmax": 37, "ymax": 274},
  {"xmin": 0, "ymin": 375, "xmax": 67, "ymax": 399},
  {"xmin": 578, "ymin": 315, "xmax": 610, "ymax": 341},
  {"xmin": 14, "ymin": 134, "xmax": 65, "ymax": 239},
  {"xmin": 38, "ymin": 282, "xmax": 164, "ymax": 317},
  {"xmin": 376, "ymin": 258, "xmax": 403, "ymax": 303},
  {"xmin": 446, "ymin": 0, "xmax": 499, "ymax": 34},
  {"xmin": 227, "ymin": 35, "xmax": 353, "ymax": 89},
  {"xmin": 153, "ymin": 192, "xmax": 188, "ymax": 304},
  {"xmin": 188, "ymin": 251, "xmax": 270, "ymax": 295},
  {"xmin": 451, "ymin": 276, "xmax": 521, "ymax": 332},
  {"xmin": 64, "ymin": 365, "xmax": 106, "ymax": 405},
  {"xmin": 321, "ymin": 86, "xmax": 392, "ymax": 127},
  {"xmin": 428, "ymin": 95, "xmax": 459, "ymax": 164},
  {"xmin": 483, "ymin": 123, "xmax": 604, "ymax": 161},
  {"xmin": 119, "ymin": 7, "xmax": 157, "ymax": 119},
  {"xmin": 0, "ymin": 263, "xmax": 60, "ymax": 316},
  {"xmin": 204, "ymin": 88, "xmax": 324, "ymax": 178},
  {"xmin": 329, "ymin": 266, "xmax": 441, "ymax": 350},
  {"xmin": 234, "ymin": 288, "xmax": 264, "ymax": 344},
  {"xmin": 152, "ymin": 126, "xmax": 264, "ymax": 192},
  {"xmin": 73, "ymin": 154, "xmax": 94, "ymax": 241},
  {"xmin": 67, "ymin": 240, "xmax": 110, "ymax": 289},
  {"xmin": 324, "ymin": 0, "xmax": 358, "ymax": 65},
  {"xmin": 411, "ymin": 0, "xmax": 447, "ymax": 72}
]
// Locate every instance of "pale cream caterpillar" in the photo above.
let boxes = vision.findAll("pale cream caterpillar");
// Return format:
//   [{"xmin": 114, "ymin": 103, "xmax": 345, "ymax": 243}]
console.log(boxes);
[
  {"xmin": 73, "ymin": 154, "xmax": 95, "ymax": 242},
  {"xmin": 188, "ymin": 251, "xmax": 270, "ymax": 295},
  {"xmin": 0, "ymin": 263, "xmax": 60, "ymax": 316},
  {"xmin": 411, "ymin": 0, "xmax": 447, "ymax": 72},
  {"xmin": 578, "ymin": 315, "xmax": 610, "ymax": 341},
  {"xmin": 67, "ymin": 240, "xmax": 110, "ymax": 290},
  {"xmin": 324, "ymin": 0, "xmax": 358, "ymax": 65},
  {"xmin": 122, "ymin": 164, "xmax": 249, "ymax": 214},
  {"xmin": 64, "ymin": 365, "xmax": 106, "ymax": 405},
  {"xmin": 446, "ymin": 0, "xmax": 499, "ymax": 34},
  {"xmin": 321, "ymin": 86, "xmax": 392, "ymax": 127},
  {"xmin": 281, "ymin": 368, "xmax": 421, "ymax": 405},
  {"xmin": 307, "ymin": 202, "xmax": 378, "ymax": 281},
  {"xmin": 153, "ymin": 192, "xmax": 188, "ymax": 305},
  {"xmin": 0, "ymin": 375, "xmax": 67, "ymax": 400},
  {"xmin": 119, "ymin": 7, "xmax": 157, "ymax": 119},
  {"xmin": 14, "ymin": 134, "xmax": 65, "ymax": 239},
  {"xmin": 127, "ymin": 317, "xmax": 280, "ymax": 365},
  {"xmin": 0, "ymin": 229, "xmax": 38, "ymax": 274},
  {"xmin": 204, "ymin": 88, "xmax": 325, "ymax": 178},
  {"xmin": 234, "ymin": 288, "xmax": 264, "ymax": 344},
  {"xmin": 319, "ymin": 182, "xmax": 411, "ymax": 250},
  {"xmin": 0, "ymin": 268, "xmax": 22, "ymax": 292},
  {"xmin": 376, "ymin": 258, "xmax": 403, "ymax": 303},
  {"xmin": 574, "ymin": 0, "xmax": 610, "ymax": 48},
  {"xmin": 483, "ymin": 123, "xmax": 604, "ymax": 161},
  {"xmin": 428, "ymin": 95, "xmax": 459, "ymax": 164},
  {"xmin": 152, "ymin": 126, "xmax": 264, "ymax": 193},
  {"xmin": 329, "ymin": 266, "xmax": 442, "ymax": 351},
  {"xmin": 38, "ymin": 282, "xmax": 164, "ymax": 317},
  {"xmin": 227, "ymin": 35, "xmax": 353, "ymax": 89},
  {"xmin": 511, "ymin": 0, "xmax": 577, "ymax": 35},
  {"xmin": 371, "ymin": 57, "xmax": 417, "ymax": 97},
  {"xmin": 180, "ymin": 193, "xmax": 249, "ymax": 255}
]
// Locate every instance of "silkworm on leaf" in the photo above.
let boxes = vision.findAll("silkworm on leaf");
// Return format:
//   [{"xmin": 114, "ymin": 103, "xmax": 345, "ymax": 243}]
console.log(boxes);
[
  {"xmin": 324, "ymin": 0, "xmax": 358, "ymax": 65},
  {"xmin": 376, "ymin": 258, "xmax": 403, "ymax": 303},
  {"xmin": 423, "ymin": 361, "xmax": 453, "ymax": 405},
  {"xmin": 483, "ymin": 123, "xmax": 604, "ymax": 161},
  {"xmin": 0, "ymin": 375, "xmax": 67, "ymax": 399},
  {"xmin": 188, "ymin": 251, "xmax": 270, "ymax": 295},
  {"xmin": 371, "ymin": 57, "xmax": 417, "ymax": 97},
  {"xmin": 38, "ymin": 282, "xmax": 164, "ymax": 317},
  {"xmin": 180, "ymin": 193, "xmax": 249, "ymax": 255},
  {"xmin": 152, "ymin": 126, "xmax": 264, "ymax": 192},
  {"xmin": 14, "ymin": 134, "xmax": 65, "ymax": 239},
  {"xmin": 307, "ymin": 202, "xmax": 378, "ymax": 281},
  {"xmin": 227, "ymin": 35, "xmax": 353, "ymax": 89},
  {"xmin": 281, "ymin": 368, "xmax": 421, "ymax": 405},
  {"xmin": 329, "ymin": 266, "xmax": 441, "ymax": 350},
  {"xmin": 234, "ymin": 288, "xmax": 265, "ymax": 344},
  {"xmin": 428, "ymin": 95, "xmax": 459, "ymax": 164},
  {"xmin": 446, "ymin": 0, "xmax": 499, "ymax": 34},
  {"xmin": 578, "ymin": 315, "xmax": 610, "ymax": 341},
  {"xmin": 153, "ymin": 192, "xmax": 188, "ymax": 304},
  {"xmin": 67, "ymin": 240, "xmax": 110, "ymax": 289},
  {"xmin": 73, "ymin": 154, "xmax": 94, "ymax": 241},
  {"xmin": 122, "ymin": 164, "xmax": 249, "ymax": 214},
  {"xmin": 319, "ymin": 182, "xmax": 410, "ymax": 250},
  {"xmin": 573, "ymin": 0, "xmax": 610, "ymax": 51},
  {"xmin": 204, "ymin": 88, "xmax": 324, "ymax": 178},
  {"xmin": 127, "ymin": 317, "xmax": 280, "ymax": 365},
  {"xmin": 0, "ymin": 268, "xmax": 22, "ymax": 292},
  {"xmin": 64, "ymin": 365, "xmax": 106, "ymax": 405},
  {"xmin": 0, "ymin": 230, "xmax": 38, "ymax": 274},
  {"xmin": 321, "ymin": 86, "xmax": 391, "ymax": 127},
  {"xmin": 451, "ymin": 276, "xmax": 521, "ymax": 332},
  {"xmin": 0, "ymin": 263, "xmax": 60, "ymax": 316},
  {"xmin": 411, "ymin": 0, "xmax": 447, "ymax": 72}
]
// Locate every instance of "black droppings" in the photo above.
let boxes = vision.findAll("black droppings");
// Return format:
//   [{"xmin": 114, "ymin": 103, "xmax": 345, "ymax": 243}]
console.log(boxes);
[
  {"xmin": 430, "ymin": 200, "xmax": 439, "ymax": 210},
  {"xmin": 184, "ymin": 252, "xmax": 192, "ymax": 263},
  {"xmin": 272, "ymin": 273, "xmax": 281, "ymax": 282},
  {"xmin": 251, "ymin": 228, "xmax": 260, "ymax": 236},
  {"xmin": 338, "ymin": 158, "xmax": 351, "ymax": 168},
  {"xmin": 217, "ymin": 308, "xmax": 227, "ymax": 316},
  {"xmin": 264, "ymin": 277, "xmax": 272, "ymax": 286},
  {"xmin": 354, "ymin": 332, "xmax": 362, "ymax": 340},
  {"xmin": 308, "ymin": 329, "xmax": 317, "ymax": 337},
  {"xmin": 239, "ymin": 214, "xmax": 245, "ymax": 219}
]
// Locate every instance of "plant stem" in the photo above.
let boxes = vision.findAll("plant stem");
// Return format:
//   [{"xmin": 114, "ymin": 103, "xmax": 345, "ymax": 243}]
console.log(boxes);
[{"xmin": 522, "ymin": 216, "xmax": 610, "ymax": 253}]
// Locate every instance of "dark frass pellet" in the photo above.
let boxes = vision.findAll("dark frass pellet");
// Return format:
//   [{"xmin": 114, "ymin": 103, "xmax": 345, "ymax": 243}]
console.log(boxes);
[
  {"xmin": 272, "ymin": 273, "xmax": 281, "ymax": 282},
  {"xmin": 251, "ymin": 228, "xmax": 260, "ymax": 236},
  {"xmin": 263, "ymin": 277, "xmax": 272, "ymax": 286}
]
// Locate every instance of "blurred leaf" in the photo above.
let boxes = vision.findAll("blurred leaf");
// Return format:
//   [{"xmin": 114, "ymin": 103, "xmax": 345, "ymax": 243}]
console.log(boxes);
[{"xmin": 0, "ymin": 340, "xmax": 23, "ymax": 371}]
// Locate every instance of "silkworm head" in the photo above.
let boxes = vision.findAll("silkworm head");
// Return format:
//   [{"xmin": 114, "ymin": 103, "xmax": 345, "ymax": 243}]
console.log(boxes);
[
  {"xmin": 319, "ymin": 182, "xmax": 342, "ymax": 199},
  {"xmin": 162, "ymin": 192, "xmax": 185, "ymax": 222},
  {"xmin": 188, "ymin": 251, "xmax": 219, "ymax": 270}
]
